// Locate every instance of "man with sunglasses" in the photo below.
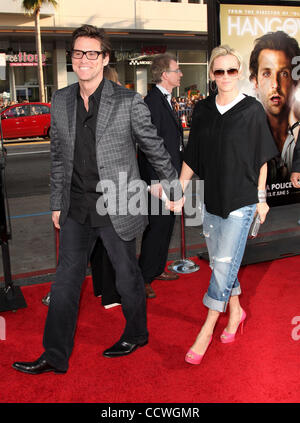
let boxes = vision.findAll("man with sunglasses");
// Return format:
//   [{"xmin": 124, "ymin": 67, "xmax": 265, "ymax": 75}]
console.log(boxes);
[
  {"xmin": 12, "ymin": 25, "xmax": 182, "ymax": 375},
  {"xmin": 137, "ymin": 53, "xmax": 184, "ymax": 299}
]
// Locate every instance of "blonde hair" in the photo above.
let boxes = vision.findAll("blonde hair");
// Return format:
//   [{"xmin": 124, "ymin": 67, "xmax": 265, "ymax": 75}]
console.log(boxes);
[
  {"xmin": 103, "ymin": 66, "xmax": 119, "ymax": 83},
  {"xmin": 208, "ymin": 45, "xmax": 243, "ymax": 80}
]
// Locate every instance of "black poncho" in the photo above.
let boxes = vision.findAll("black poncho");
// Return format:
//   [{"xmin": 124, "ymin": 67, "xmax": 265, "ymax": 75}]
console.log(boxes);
[{"xmin": 184, "ymin": 94, "xmax": 278, "ymax": 218}]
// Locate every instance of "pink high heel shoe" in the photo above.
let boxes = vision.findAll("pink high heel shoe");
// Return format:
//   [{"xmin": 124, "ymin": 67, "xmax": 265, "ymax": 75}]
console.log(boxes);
[
  {"xmin": 185, "ymin": 336, "xmax": 212, "ymax": 365},
  {"xmin": 220, "ymin": 309, "xmax": 246, "ymax": 344}
]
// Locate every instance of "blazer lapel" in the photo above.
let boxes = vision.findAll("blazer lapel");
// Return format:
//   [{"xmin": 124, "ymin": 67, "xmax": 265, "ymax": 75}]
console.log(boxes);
[
  {"xmin": 95, "ymin": 78, "xmax": 114, "ymax": 144},
  {"xmin": 157, "ymin": 87, "xmax": 181, "ymax": 130},
  {"xmin": 156, "ymin": 88, "xmax": 184, "ymax": 149},
  {"xmin": 66, "ymin": 84, "xmax": 78, "ymax": 150}
]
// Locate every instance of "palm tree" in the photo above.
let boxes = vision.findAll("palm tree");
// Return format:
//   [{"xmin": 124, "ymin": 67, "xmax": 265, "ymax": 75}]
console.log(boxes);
[{"xmin": 22, "ymin": 0, "xmax": 58, "ymax": 102}]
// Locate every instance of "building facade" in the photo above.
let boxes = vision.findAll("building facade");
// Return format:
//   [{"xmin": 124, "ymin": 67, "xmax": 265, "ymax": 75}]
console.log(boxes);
[{"xmin": 0, "ymin": 0, "xmax": 208, "ymax": 103}]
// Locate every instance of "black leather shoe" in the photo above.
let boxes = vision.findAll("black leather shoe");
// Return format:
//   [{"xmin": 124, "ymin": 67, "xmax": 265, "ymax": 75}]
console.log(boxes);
[
  {"xmin": 12, "ymin": 357, "xmax": 66, "ymax": 375},
  {"xmin": 103, "ymin": 340, "xmax": 148, "ymax": 358}
]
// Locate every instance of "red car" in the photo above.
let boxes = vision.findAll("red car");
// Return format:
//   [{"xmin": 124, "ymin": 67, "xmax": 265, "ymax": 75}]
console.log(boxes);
[{"xmin": 0, "ymin": 102, "xmax": 51, "ymax": 139}]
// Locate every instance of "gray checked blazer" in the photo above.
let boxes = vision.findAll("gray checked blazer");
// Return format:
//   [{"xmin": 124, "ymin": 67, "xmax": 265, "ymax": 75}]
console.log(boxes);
[{"xmin": 50, "ymin": 78, "xmax": 180, "ymax": 241}]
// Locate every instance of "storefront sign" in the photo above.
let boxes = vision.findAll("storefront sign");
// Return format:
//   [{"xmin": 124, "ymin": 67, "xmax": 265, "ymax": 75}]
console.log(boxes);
[
  {"xmin": 115, "ymin": 51, "xmax": 139, "ymax": 62},
  {"xmin": 115, "ymin": 46, "xmax": 167, "ymax": 63},
  {"xmin": 129, "ymin": 59, "xmax": 152, "ymax": 66},
  {"xmin": 9, "ymin": 62, "xmax": 45, "ymax": 67},
  {"xmin": 141, "ymin": 46, "xmax": 167, "ymax": 55},
  {"xmin": 128, "ymin": 46, "xmax": 167, "ymax": 66},
  {"xmin": 6, "ymin": 52, "xmax": 46, "ymax": 66}
]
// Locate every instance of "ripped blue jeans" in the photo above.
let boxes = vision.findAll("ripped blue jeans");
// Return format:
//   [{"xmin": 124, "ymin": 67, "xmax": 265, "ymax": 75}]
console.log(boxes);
[{"xmin": 202, "ymin": 204, "xmax": 256, "ymax": 313}]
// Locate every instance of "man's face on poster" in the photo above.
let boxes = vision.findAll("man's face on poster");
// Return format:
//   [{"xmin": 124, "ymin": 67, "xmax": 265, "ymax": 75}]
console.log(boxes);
[{"xmin": 253, "ymin": 49, "xmax": 294, "ymax": 118}]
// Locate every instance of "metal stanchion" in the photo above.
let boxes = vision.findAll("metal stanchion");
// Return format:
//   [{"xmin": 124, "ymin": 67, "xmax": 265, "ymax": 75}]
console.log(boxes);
[{"xmin": 168, "ymin": 206, "xmax": 200, "ymax": 274}]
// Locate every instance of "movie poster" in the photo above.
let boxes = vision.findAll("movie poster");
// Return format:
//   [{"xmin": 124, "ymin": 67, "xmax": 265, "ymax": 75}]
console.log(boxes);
[{"xmin": 220, "ymin": 3, "xmax": 300, "ymax": 206}]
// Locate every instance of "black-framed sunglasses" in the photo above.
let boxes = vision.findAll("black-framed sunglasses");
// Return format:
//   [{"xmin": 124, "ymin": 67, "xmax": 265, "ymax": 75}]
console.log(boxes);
[
  {"xmin": 70, "ymin": 50, "xmax": 104, "ymax": 60},
  {"xmin": 213, "ymin": 68, "xmax": 239, "ymax": 78}
]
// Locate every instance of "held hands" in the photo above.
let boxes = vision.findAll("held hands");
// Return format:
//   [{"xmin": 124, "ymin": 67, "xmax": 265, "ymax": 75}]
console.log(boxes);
[
  {"xmin": 148, "ymin": 183, "xmax": 163, "ymax": 199},
  {"xmin": 52, "ymin": 211, "xmax": 61, "ymax": 229},
  {"xmin": 256, "ymin": 202, "xmax": 269, "ymax": 224},
  {"xmin": 165, "ymin": 196, "xmax": 185, "ymax": 213},
  {"xmin": 148, "ymin": 183, "xmax": 185, "ymax": 212},
  {"xmin": 290, "ymin": 172, "xmax": 300, "ymax": 189}
]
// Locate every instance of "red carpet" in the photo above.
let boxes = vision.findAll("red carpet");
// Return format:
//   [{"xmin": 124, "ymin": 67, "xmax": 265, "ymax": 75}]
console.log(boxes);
[{"xmin": 0, "ymin": 256, "xmax": 299, "ymax": 403}]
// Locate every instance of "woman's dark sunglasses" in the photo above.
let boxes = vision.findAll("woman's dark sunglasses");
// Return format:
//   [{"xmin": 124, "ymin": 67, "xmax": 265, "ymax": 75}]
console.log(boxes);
[{"xmin": 213, "ymin": 68, "xmax": 239, "ymax": 78}]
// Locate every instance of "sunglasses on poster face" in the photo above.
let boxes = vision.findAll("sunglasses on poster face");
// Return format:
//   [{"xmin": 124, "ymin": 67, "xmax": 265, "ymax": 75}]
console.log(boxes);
[{"xmin": 213, "ymin": 68, "xmax": 239, "ymax": 78}]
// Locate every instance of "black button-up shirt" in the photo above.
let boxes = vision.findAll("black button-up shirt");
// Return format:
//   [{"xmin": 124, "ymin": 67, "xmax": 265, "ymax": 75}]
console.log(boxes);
[{"xmin": 69, "ymin": 80, "xmax": 111, "ymax": 227}]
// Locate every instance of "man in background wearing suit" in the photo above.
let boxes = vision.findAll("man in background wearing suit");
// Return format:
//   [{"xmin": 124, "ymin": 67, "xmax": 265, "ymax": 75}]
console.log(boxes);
[
  {"xmin": 138, "ymin": 53, "xmax": 184, "ymax": 299},
  {"xmin": 12, "ymin": 25, "xmax": 182, "ymax": 375}
]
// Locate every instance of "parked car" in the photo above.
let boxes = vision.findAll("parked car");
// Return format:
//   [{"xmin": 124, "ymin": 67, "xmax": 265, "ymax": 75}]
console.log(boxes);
[{"xmin": 0, "ymin": 102, "xmax": 51, "ymax": 139}]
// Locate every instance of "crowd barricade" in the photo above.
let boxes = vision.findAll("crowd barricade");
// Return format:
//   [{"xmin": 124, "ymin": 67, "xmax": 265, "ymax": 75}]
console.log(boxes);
[{"xmin": 177, "ymin": 109, "xmax": 193, "ymax": 127}]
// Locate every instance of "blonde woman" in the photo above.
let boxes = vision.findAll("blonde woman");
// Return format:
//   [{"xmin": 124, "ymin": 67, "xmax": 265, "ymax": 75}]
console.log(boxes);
[
  {"xmin": 170, "ymin": 45, "xmax": 278, "ymax": 364},
  {"xmin": 103, "ymin": 65, "xmax": 121, "ymax": 85}
]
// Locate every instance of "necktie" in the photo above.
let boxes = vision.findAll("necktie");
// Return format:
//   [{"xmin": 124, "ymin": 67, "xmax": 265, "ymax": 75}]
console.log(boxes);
[
  {"xmin": 164, "ymin": 94, "xmax": 178, "ymax": 118},
  {"xmin": 164, "ymin": 94, "xmax": 184, "ymax": 152},
  {"xmin": 164, "ymin": 93, "xmax": 171, "ymax": 107}
]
